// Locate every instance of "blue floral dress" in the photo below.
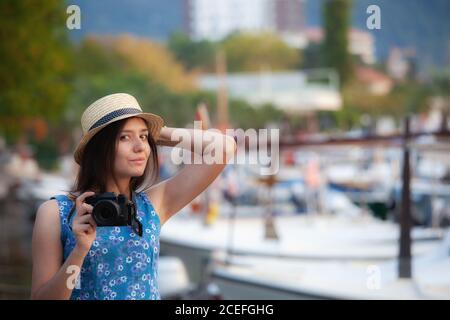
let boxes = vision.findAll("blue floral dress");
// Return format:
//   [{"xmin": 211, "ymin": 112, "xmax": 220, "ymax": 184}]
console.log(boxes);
[{"xmin": 51, "ymin": 192, "xmax": 161, "ymax": 300}]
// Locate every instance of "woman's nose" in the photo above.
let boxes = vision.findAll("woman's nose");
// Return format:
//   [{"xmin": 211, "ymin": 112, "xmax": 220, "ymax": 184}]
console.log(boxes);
[{"xmin": 133, "ymin": 138, "xmax": 146, "ymax": 152}]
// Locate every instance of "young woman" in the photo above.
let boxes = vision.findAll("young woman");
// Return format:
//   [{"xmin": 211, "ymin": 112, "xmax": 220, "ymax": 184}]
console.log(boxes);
[{"xmin": 31, "ymin": 93, "xmax": 236, "ymax": 300}]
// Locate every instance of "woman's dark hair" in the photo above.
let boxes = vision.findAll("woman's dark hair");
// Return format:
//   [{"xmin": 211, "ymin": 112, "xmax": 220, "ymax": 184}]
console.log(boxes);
[{"xmin": 69, "ymin": 117, "xmax": 159, "ymax": 200}]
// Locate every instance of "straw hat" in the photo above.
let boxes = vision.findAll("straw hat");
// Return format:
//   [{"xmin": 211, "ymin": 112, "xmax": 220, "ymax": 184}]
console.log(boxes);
[{"xmin": 73, "ymin": 93, "xmax": 165, "ymax": 164}]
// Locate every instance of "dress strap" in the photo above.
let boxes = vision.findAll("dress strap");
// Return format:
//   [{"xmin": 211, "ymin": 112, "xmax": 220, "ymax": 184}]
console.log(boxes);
[{"xmin": 50, "ymin": 194, "xmax": 75, "ymax": 244}]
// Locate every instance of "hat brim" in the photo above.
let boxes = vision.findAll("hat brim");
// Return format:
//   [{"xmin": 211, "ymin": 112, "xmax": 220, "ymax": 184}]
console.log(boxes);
[{"xmin": 74, "ymin": 112, "xmax": 165, "ymax": 165}]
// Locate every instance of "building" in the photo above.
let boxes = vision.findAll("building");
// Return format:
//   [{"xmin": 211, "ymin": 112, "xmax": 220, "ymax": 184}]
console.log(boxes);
[
  {"xmin": 386, "ymin": 47, "xmax": 413, "ymax": 81},
  {"xmin": 349, "ymin": 29, "xmax": 376, "ymax": 65},
  {"xmin": 355, "ymin": 66, "xmax": 393, "ymax": 96},
  {"xmin": 273, "ymin": 0, "xmax": 306, "ymax": 34},
  {"xmin": 183, "ymin": 0, "xmax": 305, "ymax": 41},
  {"xmin": 197, "ymin": 69, "xmax": 342, "ymax": 114}
]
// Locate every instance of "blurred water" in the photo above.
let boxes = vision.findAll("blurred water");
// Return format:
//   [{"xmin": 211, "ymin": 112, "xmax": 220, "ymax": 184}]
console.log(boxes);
[{"xmin": 0, "ymin": 197, "xmax": 33, "ymax": 299}]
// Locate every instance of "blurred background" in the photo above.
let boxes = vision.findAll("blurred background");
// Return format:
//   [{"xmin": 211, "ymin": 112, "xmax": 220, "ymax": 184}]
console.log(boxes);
[{"xmin": 0, "ymin": 0, "xmax": 449, "ymax": 299}]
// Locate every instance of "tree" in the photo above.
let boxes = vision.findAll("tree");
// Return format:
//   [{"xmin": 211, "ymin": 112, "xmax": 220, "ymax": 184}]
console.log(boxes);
[
  {"xmin": 97, "ymin": 35, "xmax": 196, "ymax": 93},
  {"xmin": 66, "ymin": 37, "xmax": 197, "ymax": 129},
  {"xmin": 220, "ymin": 32, "xmax": 301, "ymax": 72},
  {"xmin": 302, "ymin": 42, "xmax": 324, "ymax": 69},
  {"xmin": 0, "ymin": 0, "xmax": 72, "ymax": 142},
  {"xmin": 428, "ymin": 70, "xmax": 450, "ymax": 131},
  {"xmin": 168, "ymin": 32, "xmax": 217, "ymax": 72},
  {"xmin": 323, "ymin": 0, "xmax": 353, "ymax": 86},
  {"xmin": 69, "ymin": 36, "xmax": 285, "ymax": 128}
]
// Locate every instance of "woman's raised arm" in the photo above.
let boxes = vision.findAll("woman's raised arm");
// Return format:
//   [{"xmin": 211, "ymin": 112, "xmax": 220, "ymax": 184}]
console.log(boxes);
[{"xmin": 147, "ymin": 126, "xmax": 237, "ymax": 226}]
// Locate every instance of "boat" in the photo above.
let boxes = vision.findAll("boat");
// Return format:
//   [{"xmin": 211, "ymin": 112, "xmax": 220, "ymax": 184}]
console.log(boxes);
[
  {"xmin": 210, "ymin": 230, "xmax": 450, "ymax": 299},
  {"xmin": 160, "ymin": 212, "xmax": 444, "ymax": 285}
]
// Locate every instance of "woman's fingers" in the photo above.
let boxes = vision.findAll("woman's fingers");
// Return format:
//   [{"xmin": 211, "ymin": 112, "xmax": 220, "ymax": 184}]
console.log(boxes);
[
  {"xmin": 75, "ymin": 191, "xmax": 95, "ymax": 208},
  {"xmin": 77, "ymin": 224, "xmax": 95, "ymax": 234},
  {"xmin": 76, "ymin": 214, "xmax": 97, "ymax": 227},
  {"xmin": 75, "ymin": 191, "xmax": 95, "ymax": 216},
  {"xmin": 81, "ymin": 203, "xmax": 94, "ymax": 215},
  {"xmin": 76, "ymin": 203, "xmax": 94, "ymax": 218},
  {"xmin": 75, "ymin": 204, "xmax": 87, "ymax": 218}
]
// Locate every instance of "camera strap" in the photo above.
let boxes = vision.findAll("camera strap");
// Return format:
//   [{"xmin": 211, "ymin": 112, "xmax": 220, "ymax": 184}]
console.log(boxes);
[{"xmin": 129, "ymin": 192, "xmax": 143, "ymax": 237}]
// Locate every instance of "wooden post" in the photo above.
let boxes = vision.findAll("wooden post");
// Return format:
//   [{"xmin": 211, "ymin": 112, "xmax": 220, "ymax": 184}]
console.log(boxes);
[
  {"xmin": 216, "ymin": 50, "xmax": 229, "ymax": 132},
  {"xmin": 260, "ymin": 175, "xmax": 279, "ymax": 240},
  {"xmin": 399, "ymin": 116, "xmax": 412, "ymax": 278},
  {"xmin": 225, "ymin": 198, "xmax": 237, "ymax": 266}
]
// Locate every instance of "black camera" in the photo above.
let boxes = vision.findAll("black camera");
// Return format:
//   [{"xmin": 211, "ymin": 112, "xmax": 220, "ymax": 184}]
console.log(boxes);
[{"xmin": 85, "ymin": 192, "xmax": 143, "ymax": 236}]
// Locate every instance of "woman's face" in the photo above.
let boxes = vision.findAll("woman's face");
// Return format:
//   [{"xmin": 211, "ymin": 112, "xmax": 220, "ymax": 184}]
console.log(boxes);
[{"xmin": 114, "ymin": 117, "xmax": 151, "ymax": 178}]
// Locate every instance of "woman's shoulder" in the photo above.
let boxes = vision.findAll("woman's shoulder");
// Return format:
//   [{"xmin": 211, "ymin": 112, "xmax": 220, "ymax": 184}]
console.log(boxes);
[
  {"xmin": 46, "ymin": 194, "xmax": 75, "ymax": 217},
  {"xmin": 35, "ymin": 199, "xmax": 61, "ymax": 226},
  {"xmin": 38, "ymin": 199, "xmax": 59, "ymax": 213},
  {"xmin": 50, "ymin": 190, "xmax": 80, "ymax": 204}
]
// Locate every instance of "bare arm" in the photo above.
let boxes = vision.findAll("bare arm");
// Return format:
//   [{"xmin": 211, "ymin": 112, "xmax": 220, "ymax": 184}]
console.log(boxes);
[
  {"xmin": 148, "ymin": 126, "xmax": 237, "ymax": 225},
  {"xmin": 31, "ymin": 192, "xmax": 97, "ymax": 299}
]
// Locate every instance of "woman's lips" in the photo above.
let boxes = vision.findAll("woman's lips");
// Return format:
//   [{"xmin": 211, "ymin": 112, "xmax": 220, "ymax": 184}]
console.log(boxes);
[{"xmin": 129, "ymin": 159, "xmax": 146, "ymax": 166}]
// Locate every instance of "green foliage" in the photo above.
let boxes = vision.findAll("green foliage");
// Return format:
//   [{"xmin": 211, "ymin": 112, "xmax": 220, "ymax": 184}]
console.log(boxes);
[
  {"xmin": 338, "ymin": 79, "xmax": 433, "ymax": 129},
  {"xmin": 334, "ymin": 105, "xmax": 361, "ymax": 130},
  {"xmin": 67, "ymin": 69, "xmax": 197, "ymax": 129},
  {"xmin": 67, "ymin": 38, "xmax": 210, "ymax": 129},
  {"xmin": 168, "ymin": 32, "xmax": 217, "ymax": 72},
  {"xmin": 323, "ymin": 0, "xmax": 353, "ymax": 86},
  {"xmin": 302, "ymin": 42, "xmax": 324, "ymax": 69},
  {"xmin": 429, "ymin": 70, "xmax": 450, "ymax": 97},
  {"xmin": 220, "ymin": 32, "xmax": 302, "ymax": 72},
  {"xmin": 67, "ymin": 37, "xmax": 285, "ymax": 132},
  {"xmin": 29, "ymin": 131, "xmax": 60, "ymax": 170},
  {"xmin": 0, "ymin": 0, "xmax": 72, "ymax": 141},
  {"xmin": 169, "ymin": 31, "xmax": 302, "ymax": 73},
  {"xmin": 400, "ymin": 82, "xmax": 431, "ymax": 115},
  {"xmin": 229, "ymin": 101, "xmax": 284, "ymax": 130}
]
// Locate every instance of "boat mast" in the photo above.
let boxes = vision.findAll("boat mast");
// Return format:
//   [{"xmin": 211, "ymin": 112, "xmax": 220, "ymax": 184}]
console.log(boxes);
[{"xmin": 216, "ymin": 50, "xmax": 229, "ymax": 133}]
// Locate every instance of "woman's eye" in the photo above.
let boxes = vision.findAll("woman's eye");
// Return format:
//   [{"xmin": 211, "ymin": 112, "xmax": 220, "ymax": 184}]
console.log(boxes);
[
  {"xmin": 140, "ymin": 134, "xmax": 148, "ymax": 140},
  {"xmin": 120, "ymin": 135, "xmax": 129, "ymax": 141}
]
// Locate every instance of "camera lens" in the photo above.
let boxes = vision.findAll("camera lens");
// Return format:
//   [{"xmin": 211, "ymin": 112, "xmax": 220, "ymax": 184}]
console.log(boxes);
[
  {"xmin": 100, "ymin": 207, "xmax": 114, "ymax": 220},
  {"xmin": 92, "ymin": 200, "xmax": 119, "ymax": 226}
]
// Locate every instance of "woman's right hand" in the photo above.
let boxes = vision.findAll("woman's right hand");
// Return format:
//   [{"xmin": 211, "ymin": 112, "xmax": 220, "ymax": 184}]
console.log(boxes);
[{"xmin": 72, "ymin": 191, "xmax": 97, "ymax": 254}]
